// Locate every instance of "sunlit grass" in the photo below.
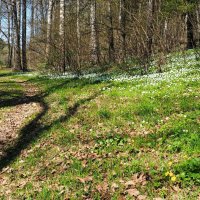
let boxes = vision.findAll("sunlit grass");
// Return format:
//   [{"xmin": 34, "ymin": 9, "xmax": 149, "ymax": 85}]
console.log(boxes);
[{"xmin": 0, "ymin": 51, "xmax": 199, "ymax": 199}]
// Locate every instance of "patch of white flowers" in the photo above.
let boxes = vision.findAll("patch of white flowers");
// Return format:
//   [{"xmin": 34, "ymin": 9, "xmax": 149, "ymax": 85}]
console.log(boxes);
[
  {"xmin": 15, "ymin": 72, "xmax": 39, "ymax": 77},
  {"xmin": 17, "ymin": 52, "xmax": 200, "ymax": 87}
]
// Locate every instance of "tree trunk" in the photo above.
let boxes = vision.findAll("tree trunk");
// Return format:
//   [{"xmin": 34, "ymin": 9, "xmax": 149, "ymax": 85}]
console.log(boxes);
[
  {"xmin": 108, "ymin": 0, "xmax": 115, "ymax": 63},
  {"xmin": 17, "ymin": 0, "xmax": 21, "ymax": 36},
  {"xmin": 60, "ymin": 0, "xmax": 65, "ymax": 72},
  {"xmin": 35, "ymin": 1, "xmax": 39, "ymax": 35},
  {"xmin": 30, "ymin": 0, "xmax": 35, "ymax": 38},
  {"xmin": 7, "ymin": 3, "xmax": 12, "ymax": 68},
  {"xmin": 46, "ymin": 0, "xmax": 53, "ymax": 60},
  {"xmin": 196, "ymin": 3, "xmax": 200, "ymax": 46},
  {"xmin": 163, "ymin": 19, "xmax": 168, "ymax": 51},
  {"xmin": 76, "ymin": 0, "xmax": 81, "ymax": 70},
  {"xmin": 119, "ymin": 0, "xmax": 126, "ymax": 62},
  {"xmin": 146, "ymin": 0, "xmax": 154, "ymax": 58},
  {"xmin": 11, "ymin": 12, "xmax": 15, "ymax": 68},
  {"xmin": 12, "ymin": 0, "xmax": 22, "ymax": 70},
  {"xmin": 90, "ymin": 0, "xmax": 100, "ymax": 64},
  {"xmin": 187, "ymin": 13, "xmax": 195, "ymax": 49},
  {"xmin": 22, "ymin": 0, "xmax": 27, "ymax": 71},
  {"xmin": 0, "ymin": 0, "xmax": 2, "ymax": 31},
  {"xmin": 59, "ymin": 0, "xmax": 64, "ymax": 36}
]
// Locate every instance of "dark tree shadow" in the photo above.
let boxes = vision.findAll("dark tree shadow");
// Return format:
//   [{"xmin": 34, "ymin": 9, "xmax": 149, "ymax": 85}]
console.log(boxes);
[
  {"xmin": 0, "ymin": 78, "xmax": 103, "ymax": 170},
  {"xmin": 0, "ymin": 72, "xmax": 15, "ymax": 78},
  {"xmin": 0, "ymin": 90, "xmax": 24, "ymax": 101}
]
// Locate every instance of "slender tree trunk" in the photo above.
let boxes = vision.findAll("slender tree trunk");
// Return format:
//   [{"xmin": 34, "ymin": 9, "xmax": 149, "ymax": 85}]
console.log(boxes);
[
  {"xmin": 60, "ymin": 0, "xmax": 65, "ymax": 72},
  {"xmin": 146, "ymin": 0, "xmax": 154, "ymax": 58},
  {"xmin": 119, "ymin": 0, "xmax": 126, "ymax": 62},
  {"xmin": 0, "ymin": 0, "xmax": 2, "ymax": 31},
  {"xmin": 12, "ymin": 0, "xmax": 22, "ymax": 70},
  {"xmin": 7, "ymin": 3, "xmax": 12, "ymax": 68},
  {"xmin": 46, "ymin": 0, "xmax": 53, "ymax": 60},
  {"xmin": 90, "ymin": 0, "xmax": 100, "ymax": 64},
  {"xmin": 163, "ymin": 19, "xmax": 168, "ymax": 51},
  {"xmin": 59, "ymin": 0, "xmax": 64, "ymax": 36},
  {"xmin": 30, "ymin": 0, "xmax": 35, "ymax": 38},
  {"xmin": 40, "ymin": 0, "xmax": 46, "ymax": 29},
  {"xmin": 196, "ymin": 3, "xmax": 200, "ymax": 46},
  {"xmin": 11, "ymin": 13, "xmax": 15, "ymax": 68},
  {"xmin": 17, "ymin": 0, "xmax": 21, "ymax": 40},
  {"xmin": 76, "ymin": 0, "xmax": 81, "ymax": 70},
  {"xmin": 108, "ymin": 0, "xmax": 115, "ymax": 63},
  {"xmin": 187, "ymin": 13, "xmax": 195, "ymax": 49},
  {"xmin": 35, "ymin": 1, "xmax": 39, "ymax": 35},
  {"xmin": 22, "ymin": 0, "xmax": 27, "ymax": 71}
]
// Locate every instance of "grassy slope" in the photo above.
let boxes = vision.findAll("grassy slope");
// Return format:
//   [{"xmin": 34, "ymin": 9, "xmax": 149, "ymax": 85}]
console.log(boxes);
[{"xmin": 0, "ymin": 52, "xmax": 200, "ymax": 199}]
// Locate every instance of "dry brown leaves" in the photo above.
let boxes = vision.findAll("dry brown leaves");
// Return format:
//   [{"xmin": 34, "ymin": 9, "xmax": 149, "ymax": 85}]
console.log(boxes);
[
  {"xmin": 77, "ymin": 176, "xmax": 93, "ymax": 184},
  {"xmin": 125, "ymin": 173, "xmax": 148, "ymax": 188},
  {"xmin": 123, "ymin": 173, "xmax": 149, "ymax": 199},
  {"xmin": 0, "ymin": 81, "xmax": 42, "ymax": 157}
]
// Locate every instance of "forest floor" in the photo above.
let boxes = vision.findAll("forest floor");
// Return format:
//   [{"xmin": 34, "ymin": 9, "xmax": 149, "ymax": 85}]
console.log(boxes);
[
  {"xmin": 0, "ymin": 51, "xmax": 200, "ymax": 199},
  {"xmin": 0, "ymin": 78, "xmax": 41, "ymax": 158}
]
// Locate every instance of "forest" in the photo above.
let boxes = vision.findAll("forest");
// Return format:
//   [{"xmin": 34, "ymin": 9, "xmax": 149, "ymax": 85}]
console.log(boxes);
[{"xmin": 0, "ymin": 0, "xmax": 200, "ymax": 199}]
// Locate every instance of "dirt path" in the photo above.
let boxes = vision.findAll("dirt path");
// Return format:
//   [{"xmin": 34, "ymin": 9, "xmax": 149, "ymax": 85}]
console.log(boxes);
[{"xmin": 0, "ymin": 81, "xmax": 42, "ymax": 157}]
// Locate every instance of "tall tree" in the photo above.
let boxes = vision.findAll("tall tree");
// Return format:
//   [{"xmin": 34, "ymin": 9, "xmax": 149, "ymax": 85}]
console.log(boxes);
[
  {"xmin": 186, "ymin": 13, "xmax": 195, "ymax": 49},
  {"xmin": 7, "ymin": 2, "xmax": 12, "ymax": 68},
  {"xmin": 76, "ymin": 0, "xmax": 81, "ymax": 69},
  {"xmin": 0, "ymin": 0, "xmax": 2, "ymax": 31},
  {"xmin": 30, "ymin": 0, "xmax": 35, "ymax": 38},
  {"xmin": 59, "ymin": 0, "xmax": 65, "ymax": 72},
  {"xmin": 119, "ymin": 0, "xmax": 126, "ymax": 62},
  {"xmin": 196, "ymin": 2, "xmax": 200, "ymax": 46},
  {"xmin": 46, "ymin": 0, "xmax": 53, "ymax": 59},
  {"xmin": 146, "ymin": 0, "xmax": 154, "ymax": 58},
  {"xmin": 12, "ymin": 0, "xmax": 22, "ymax": 70},
  {"xmin": 90, "ymin": 0, "xmax": 100, "ymax": 64},
  {"xmin": 22, "ymin": 0, "xmax": 27, "ymax": 71},
  {"xmin": 108, "ymin": 0, "xmax": 115, "ymax": 63},
  {"xmin": 186, "ymin": 0, "xmax": 197, "ymax": 49}
]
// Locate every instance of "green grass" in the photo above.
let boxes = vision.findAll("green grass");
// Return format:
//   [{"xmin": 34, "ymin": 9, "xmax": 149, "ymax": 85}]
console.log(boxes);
[{"xmin": 0, "ymin": 52, "xmax": 200, "ymax": 199}]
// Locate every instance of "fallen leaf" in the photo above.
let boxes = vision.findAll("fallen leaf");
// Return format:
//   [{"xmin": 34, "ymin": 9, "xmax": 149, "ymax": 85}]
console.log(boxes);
[
  {"xmin": 138, "ymin": 195, "xmax": 147, "ymax": 200},
  {"xmin": 77, "ymin": 176, "xmax": 93, "ymax": 183},
  {"xmin": 126, "ymin": 188, "xmax": 140, "ymax": 197},
  {"xmin": 125, "ymin": 180, "xmax": 136, "ymax": 188},
  {"xmin": 96, "ymin": 182, "xmax": 108, "ymax": 193},
  {"xmin": 111, "ymin": 183, "xmax": 119, "ymax": 192}
]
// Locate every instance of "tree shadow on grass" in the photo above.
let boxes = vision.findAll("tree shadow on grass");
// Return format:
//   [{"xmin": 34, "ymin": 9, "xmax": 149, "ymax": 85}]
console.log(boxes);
[
  {"xmin": 0, "ymin": 78, "xmax": 103, "ymax": 170},
  {"xmin": 0, "ymin": 90, "xmax": 25, "ymax": 102},
  {"xmin": 0, "ymin": 72, "xmax": 16, "ymax": 78}
]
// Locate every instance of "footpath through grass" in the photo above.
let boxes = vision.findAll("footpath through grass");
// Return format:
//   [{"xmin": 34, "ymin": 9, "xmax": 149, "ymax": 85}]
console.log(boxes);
[{"xmin": 0, "ymin": 51, "xmax": 200, "ymax": 199}]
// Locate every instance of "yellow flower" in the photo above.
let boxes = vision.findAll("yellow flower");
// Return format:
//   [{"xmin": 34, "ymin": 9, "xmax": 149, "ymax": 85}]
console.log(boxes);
[
  {"xmin": 169, "ymin": 171, "xmax": 174, "ymax": 177},
  {"xmin": 171, "ymin": 176, "xmax": 176, "ymax": 182},
  {"xmin": 168, "ymin": 161, "xmax": 173, "ymax": 167},
  {"xmin": 165, "ymin": 172, "xmax": 169, "ymax": 176}
]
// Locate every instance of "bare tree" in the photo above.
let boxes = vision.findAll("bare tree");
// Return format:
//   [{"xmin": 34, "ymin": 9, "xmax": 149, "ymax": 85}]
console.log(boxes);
[
  {"xmin": 7, "ymin": 2, "xmax": 12, "ymax": 68},
  {"xmin": 46, "ymin": 0, "xmax": 53, "ymax": 59},
  {"xmin": 0, "ymin": 0, "xmax": 2, "ymax": 31},
  {"xmin": 30, "ymin": 0, "xmax": 35, "ymax": 38},
  {"xmin": 59, "ymin": 0, "xmax": 65, "ymax": 72},
  {"xmin": 76, "ymin": 0, "xmax": 81, "ymax": 69},
  {"xmin": 90, "ymin": 0, "xmax": 100, "ymax": 64},
  {"xmin": 12, "ymin": 0, "xmax": 22, "ymax": 70},
  {"xmin": 119, "ymin": 0, "xmax": 126, "ymax": 62},
  {"xmin": 22, "ymin": 0, "xmax": 27, "ymax": 71},
  {"xmin": 108, "ymin": 0, "xmax": 115, "ymax": 63}
]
